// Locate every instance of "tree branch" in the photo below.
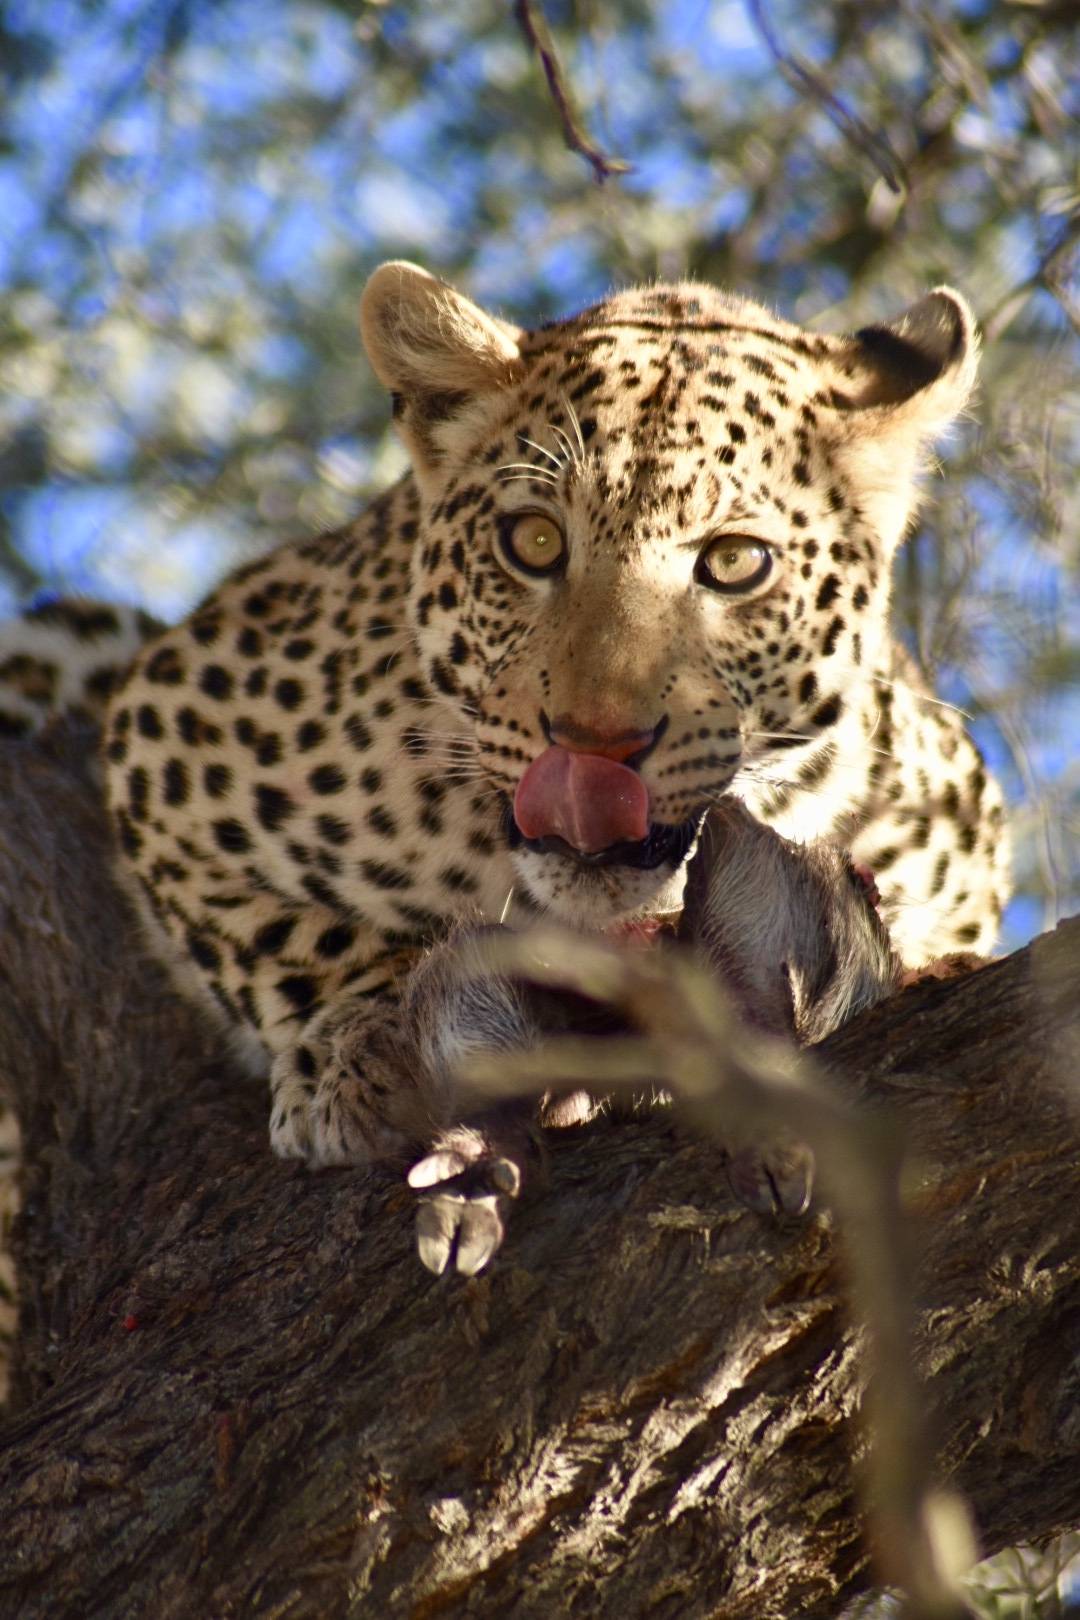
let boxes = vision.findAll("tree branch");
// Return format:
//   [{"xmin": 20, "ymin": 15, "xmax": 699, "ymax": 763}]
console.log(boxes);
[
  {"xmin": 462, "ymin": 925, "xmax": 977, "ymax": 1618},
  {"xmin": 513, "ymin": 0, "xmax": 631, "ymax": 184},
  {"xmin": 745, "ymin": 0, "xmax": 907, "ymax": 194},
  {"xmin": 1, "ymin": 723, "xmax": 1079, "ymax": 1619}
]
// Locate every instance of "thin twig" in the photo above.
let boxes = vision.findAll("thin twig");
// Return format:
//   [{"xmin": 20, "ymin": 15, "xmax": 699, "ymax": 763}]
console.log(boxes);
[
  {"xmin": 512, "ymin": 0, "xmax": 632, "ymax": 184},
  {"xmin": 745, "ymin": 0, "xmax": 907, "ymax": 194},
  {"xmin": 982, "ymin": 211, "xmax": 1080, "ymax": 342},
  {"xmin": 463, "ymin": 926, "xmax": 976, "ymax": 1620}
]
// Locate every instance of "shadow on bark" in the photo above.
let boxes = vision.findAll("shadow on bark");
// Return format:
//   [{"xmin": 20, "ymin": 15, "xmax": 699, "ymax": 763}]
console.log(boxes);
[{"xmin": 0, "ymin": 722, "xmax": 1078, "ymax": 1619}]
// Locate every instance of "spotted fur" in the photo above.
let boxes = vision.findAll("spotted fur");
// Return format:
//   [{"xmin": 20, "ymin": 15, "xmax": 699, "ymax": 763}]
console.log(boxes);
[
  {"xmin": 0, "ymin": 263, "xmax": 1010, "ymax": 1179},
  {"xmin": 0, "ymin": 601, "xmax": 161, "ymax": 738}
]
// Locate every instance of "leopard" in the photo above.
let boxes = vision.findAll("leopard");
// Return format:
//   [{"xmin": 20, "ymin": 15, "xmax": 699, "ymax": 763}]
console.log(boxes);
[
  {"xmin": 0, "ymin": 261, "xmax": 1010, "ymax": 1281},
  {"xmin": 0, "ymin": 599, "xmax": 162, "ymax": 738}
]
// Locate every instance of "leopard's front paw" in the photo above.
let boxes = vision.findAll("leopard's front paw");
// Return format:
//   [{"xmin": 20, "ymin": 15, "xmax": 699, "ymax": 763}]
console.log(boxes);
[
  {"xmin": 269, "ymin": 1045, "xmax": 406, "ymax": 1168},
  {"xmin": 269, "ymin": 1058, "xmax": 316, "ymax": 1162},
  {"xmin": 408, "ymin": 1135, "xmax": 523, "ymax": 1276}
]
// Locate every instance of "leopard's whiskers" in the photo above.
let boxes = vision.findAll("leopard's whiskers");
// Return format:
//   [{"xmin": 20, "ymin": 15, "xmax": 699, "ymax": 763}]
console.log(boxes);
[
  {"xmin": 518, "ymin": 435, "xmax": 567, "ymax": 472},
  {"xmin": 874, "ymin": 678, "xmax": 974, "ymax": 723},
  {"xmin": 744, "ymin": 729, "xmax": 895, "ymax": 764},
  {"xmin": 495, "ymin": 462, "xmax": 560, "ymax": 486},
  {"xmin": 559, "ymin": 392, "xmax": 588, "ymax": 466},
  {"xmin": 405, "ymin": 695, "xmax": 481, "ymax": 719}
]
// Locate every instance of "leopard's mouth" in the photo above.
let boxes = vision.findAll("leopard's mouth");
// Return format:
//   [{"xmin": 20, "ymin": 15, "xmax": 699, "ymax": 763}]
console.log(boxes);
[{"xmin": 504, "ymin": 806, "xmax": 702, "ymax": 871}]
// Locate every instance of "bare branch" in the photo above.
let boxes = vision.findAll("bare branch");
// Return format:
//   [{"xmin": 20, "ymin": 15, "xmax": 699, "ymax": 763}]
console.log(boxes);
[
  {"xmin": 463, "ymin": 928, "xmax": 975, "ymax": 1619},
  {"xmin": 745, "ymin": 0, "xmax": 907, "ymax": 194},
  {"xmin": 3, "ymin": 726, "xmax": 1080, "ymax": 1617},
  {"xmin": 982, "ymin": 210, "xmax": 1080, "ymax": 343},
  {"xmin": 513, "ymin": 0, "xmax": 632, "ymax": 184}
]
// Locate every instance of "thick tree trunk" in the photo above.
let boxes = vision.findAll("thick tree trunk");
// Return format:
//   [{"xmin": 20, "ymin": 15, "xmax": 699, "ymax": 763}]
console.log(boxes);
[{"xmin": 0, "ymin": 724, "xmax": 1078, "ymax": 1620}]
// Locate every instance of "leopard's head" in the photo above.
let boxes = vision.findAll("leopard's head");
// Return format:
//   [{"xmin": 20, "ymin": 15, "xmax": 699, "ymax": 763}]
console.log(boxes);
[{"xmin": 361, "ymin": 261, "xmax": 976, "ymax": 925}]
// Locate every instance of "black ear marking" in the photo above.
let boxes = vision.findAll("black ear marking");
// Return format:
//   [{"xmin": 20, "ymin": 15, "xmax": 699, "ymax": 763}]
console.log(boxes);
[
  {"xmin": 851, "ymin": 326, "xmax": 943, "ymax": 397},
  {"xmin": 854, "ymin": 289, "xmax": 970, "ymax": 401},
  {"xmin": 831, "ymin": 288, "xmax": 977, "ymax": 418}
]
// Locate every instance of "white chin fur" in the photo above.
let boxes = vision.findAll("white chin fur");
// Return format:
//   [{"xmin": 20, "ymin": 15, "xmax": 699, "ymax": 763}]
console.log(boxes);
[{"xmin": 512, "ymin": 847, "xmax": 689, "ymax": 928}]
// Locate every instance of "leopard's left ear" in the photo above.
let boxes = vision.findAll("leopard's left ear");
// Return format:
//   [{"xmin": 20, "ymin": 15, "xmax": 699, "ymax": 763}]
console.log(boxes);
[
  {"xmin": 830, "ymin": 288, "xmax": 978, "ymax": 432},
  {"xmin": 827, "ymin": 290, "xmax": 978, "ymax": 548},
  {"xmin": 360, "ymin": 261, "xmax": 523, "ymax": 475}
]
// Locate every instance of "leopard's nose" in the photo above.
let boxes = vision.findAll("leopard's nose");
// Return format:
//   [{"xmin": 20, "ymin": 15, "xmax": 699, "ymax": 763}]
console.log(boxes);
[{"xmin": 542, "ymin": 711, "xmax": 667, "ymax": 767}]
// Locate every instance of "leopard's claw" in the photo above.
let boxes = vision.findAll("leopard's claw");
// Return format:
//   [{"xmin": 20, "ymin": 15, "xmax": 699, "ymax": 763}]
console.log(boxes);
[{"xmin": 408, "ymin": 1152, "xmax": 522, "ymax": 1275}]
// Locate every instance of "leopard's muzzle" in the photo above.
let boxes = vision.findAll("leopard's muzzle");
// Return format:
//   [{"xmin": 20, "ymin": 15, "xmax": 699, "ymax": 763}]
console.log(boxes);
[{"xmin": 505, "ymin": 808, "xmax": 702, "ymax": 871}]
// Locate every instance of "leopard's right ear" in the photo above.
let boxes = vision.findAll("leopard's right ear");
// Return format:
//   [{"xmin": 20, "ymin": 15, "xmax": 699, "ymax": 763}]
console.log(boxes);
[{"xmin": 360, "ymin": 261, "xmax": 523, "ymax": 473}]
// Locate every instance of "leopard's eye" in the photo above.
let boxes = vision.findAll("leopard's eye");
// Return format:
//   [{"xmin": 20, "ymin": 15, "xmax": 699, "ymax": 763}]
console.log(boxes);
[
  {"xmin": 695, "ymin": 537, "xmax": 774, "ymax": 595},
  {"xmin": 497, "ymin": 513, "xmax": 567, "ymax": 578}
]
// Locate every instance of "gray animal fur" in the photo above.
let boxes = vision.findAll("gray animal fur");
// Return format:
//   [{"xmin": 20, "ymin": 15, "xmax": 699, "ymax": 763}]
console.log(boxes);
[{"xmin": 679, "ymin": 800, "xmax": 902, "ymax": 1044}]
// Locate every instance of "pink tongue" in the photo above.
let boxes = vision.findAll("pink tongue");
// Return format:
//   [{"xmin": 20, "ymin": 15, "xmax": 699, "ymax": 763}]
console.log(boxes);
[{"xmin": 513, "ymin": 746, "xmax": 650, "ymax": 854}]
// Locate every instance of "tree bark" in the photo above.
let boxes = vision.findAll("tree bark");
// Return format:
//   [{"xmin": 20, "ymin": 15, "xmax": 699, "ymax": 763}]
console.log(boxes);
[{"xmin": 0, "ymin": 723, "xmax": 1078, "ymax": 1620}]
